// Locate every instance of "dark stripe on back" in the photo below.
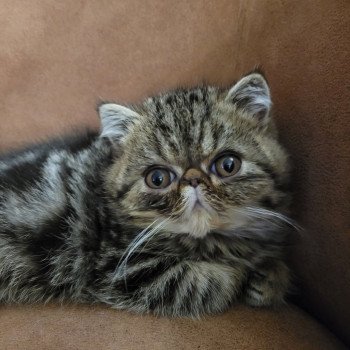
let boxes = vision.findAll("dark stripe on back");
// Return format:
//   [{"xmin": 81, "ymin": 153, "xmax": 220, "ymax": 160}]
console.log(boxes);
[{"xmin": 0, "ymin": 153, "xmax": 47, "ymax": 193}]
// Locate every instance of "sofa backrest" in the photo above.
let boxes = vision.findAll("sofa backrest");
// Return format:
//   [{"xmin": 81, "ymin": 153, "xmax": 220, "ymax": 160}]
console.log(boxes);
[{"xmin": 0, "ymin": 0, "xmax": 349, "ymax": 345}]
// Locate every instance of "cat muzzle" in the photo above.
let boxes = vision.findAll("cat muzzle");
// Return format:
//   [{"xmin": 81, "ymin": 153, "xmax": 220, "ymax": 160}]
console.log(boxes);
[{"xmin": 180, "ymin": 168, "xmax": 210, "ymax": 188}]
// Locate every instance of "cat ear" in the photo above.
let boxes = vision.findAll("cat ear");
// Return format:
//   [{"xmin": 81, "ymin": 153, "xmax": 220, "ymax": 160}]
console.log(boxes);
[
  {"xmin": 225, "ymin": 72, "xmax": 271, "ymax": 124},
  {"xmin": 98, "ymin": 103, "xmax": 139, "ymax": 141}
]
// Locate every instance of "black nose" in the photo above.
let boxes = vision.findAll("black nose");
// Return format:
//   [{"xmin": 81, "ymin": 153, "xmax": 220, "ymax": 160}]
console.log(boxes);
[
  {"xmin": 181, "ymin": 168, "xmax": 206, "ymax": 188},
  {"xmin": 188, "ymin": 178, "xmax": 199, "ymax": 188},
  {"xmin": 181, "ymin": 177, "xmax": 200, "ymax": 188}
]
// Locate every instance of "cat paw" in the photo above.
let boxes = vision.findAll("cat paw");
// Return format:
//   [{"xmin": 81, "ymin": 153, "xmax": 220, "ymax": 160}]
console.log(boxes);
[{"xmin": 243, "ymin": 261, "xmax": 290, "ymax": 307}]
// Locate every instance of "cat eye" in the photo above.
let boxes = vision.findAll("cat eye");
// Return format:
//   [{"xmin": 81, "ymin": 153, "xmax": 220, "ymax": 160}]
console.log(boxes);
[
  {"xmin": 211, "ymin": 153, "xmax": 241, "ymax": 178},
  {"xmin": 145, "ymin": 168, "xmax": 175, "ymax": 189}
]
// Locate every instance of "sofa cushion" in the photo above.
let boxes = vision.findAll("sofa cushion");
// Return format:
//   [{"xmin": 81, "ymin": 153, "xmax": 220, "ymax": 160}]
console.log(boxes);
[
  {"xmin": 0, "ymin": 304, "xmax": 345, "ymax": 350},
  {"xmin": 0, "ymin": 0, "xmax": 349, "ymax": 345}
]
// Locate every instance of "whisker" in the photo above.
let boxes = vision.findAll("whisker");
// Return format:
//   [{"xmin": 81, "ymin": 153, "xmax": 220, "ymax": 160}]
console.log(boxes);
[
  {"xmin": 113, "ymin": 218, "xmax": 170, "ymax": 284},
  {"xmin": 166, "ymin": 195, "xmax": 187, "ymax": 218},
  {"xmin": 112, "ymin": 220, "xmax": 158, "ymax": 282},
  {"xmin": 241, "ymin": 206, "xmax": 302, "ymax": 232},
  {"xmin": 233, "ymin": 208, "xmax": 283, "ymax": 228}
]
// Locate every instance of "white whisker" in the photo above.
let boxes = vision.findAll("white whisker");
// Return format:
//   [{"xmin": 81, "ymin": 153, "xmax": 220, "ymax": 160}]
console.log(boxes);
[
  {"xmin": 242, "ymin": 206, "xmax": 302, "ymax": 232},
  {"xmin": 113, "ymin": 218, "xmax": 170, "ymax": 283}
]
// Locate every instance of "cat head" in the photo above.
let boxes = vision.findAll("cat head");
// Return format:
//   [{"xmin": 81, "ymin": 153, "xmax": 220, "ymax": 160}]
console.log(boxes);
[{"xmin": 99, "ymin": 72, "xmax": 290, "ymax": 238}]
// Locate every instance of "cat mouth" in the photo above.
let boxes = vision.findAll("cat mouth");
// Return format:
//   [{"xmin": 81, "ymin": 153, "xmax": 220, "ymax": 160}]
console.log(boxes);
[
  {"xmin": 192, "ymin": 198, "xmax": 206, "ymax": 211},
  {"xmin": 181, "ymin": 186, "xmax": 213, "ymax": 221},
  {"xmin": 189, "ymin": 190, "xmax": 212, "ymax": 213}
]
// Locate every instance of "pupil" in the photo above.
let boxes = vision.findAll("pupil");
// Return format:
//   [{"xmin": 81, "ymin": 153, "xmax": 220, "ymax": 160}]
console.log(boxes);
[
  {"xmin": 222, "ymin": 157, "xmax": 234, "ymax": 173},
  {"xmin": 151, "ymin": 170, "xmax": 164, "ymax": 186}
]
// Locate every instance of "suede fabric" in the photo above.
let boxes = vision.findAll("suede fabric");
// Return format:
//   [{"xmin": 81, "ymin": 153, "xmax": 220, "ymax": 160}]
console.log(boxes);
[
  {"xmin": 0, "ymin": 304, "xmax": 345, "ymax": 350},
  {"xmin": 0, "ymin": 0, "xmax": 349, "ymax": 347}
]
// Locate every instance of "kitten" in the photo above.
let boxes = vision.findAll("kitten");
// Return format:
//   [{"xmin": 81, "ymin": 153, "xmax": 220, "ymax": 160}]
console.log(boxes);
[{"xmin": 0, "ymin": 71, "xmax": 293, "ymax": 317}]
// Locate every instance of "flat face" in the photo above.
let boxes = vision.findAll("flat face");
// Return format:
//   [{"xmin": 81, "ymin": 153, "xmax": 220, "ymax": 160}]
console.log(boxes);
[{"xmin": 105, "ymin": 85, "xmax": 289, "ymax": 238}]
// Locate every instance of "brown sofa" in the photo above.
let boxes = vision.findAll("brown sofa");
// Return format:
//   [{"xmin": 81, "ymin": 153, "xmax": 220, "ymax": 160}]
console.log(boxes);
[{"xmin": 0, "ymin": 1, "xmax": 349, "ymax": 349}]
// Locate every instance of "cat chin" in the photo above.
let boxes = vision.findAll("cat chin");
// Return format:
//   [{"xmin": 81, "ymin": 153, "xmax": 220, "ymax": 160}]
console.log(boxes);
[
  {"xmin": 182, "ymin": 208, "xmax": 257, "ymax": 238},
  {"xmin": 165, "ymin": 208, "xmax": 213, "ymax": 238},
  {"xmin": 161, "ymin": 205, "xmax": 251, "ymax": 238}
]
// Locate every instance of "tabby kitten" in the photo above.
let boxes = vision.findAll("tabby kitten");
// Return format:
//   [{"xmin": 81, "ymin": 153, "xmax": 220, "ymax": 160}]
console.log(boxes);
[{"xmin": 0, "ymin": 72, "xmax": 293, "ymax": 317}]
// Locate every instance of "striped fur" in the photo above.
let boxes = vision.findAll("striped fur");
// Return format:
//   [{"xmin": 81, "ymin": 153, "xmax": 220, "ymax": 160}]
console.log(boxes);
[{"xmin": 0, "ymin": 72, "xmax": 293, "ymax": 317}]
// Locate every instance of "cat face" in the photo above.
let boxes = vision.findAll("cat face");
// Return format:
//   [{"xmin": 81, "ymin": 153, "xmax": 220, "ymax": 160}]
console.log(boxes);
[{"xmin": 101, "ymin": 72, "xmax": 290, "ymax": 237}]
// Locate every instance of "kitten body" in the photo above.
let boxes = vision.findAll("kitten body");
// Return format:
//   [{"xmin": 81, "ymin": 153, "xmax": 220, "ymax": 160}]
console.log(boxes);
[{"xmin": 0, "ymin": 73, "xmax": 292, "ymax": 316}]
